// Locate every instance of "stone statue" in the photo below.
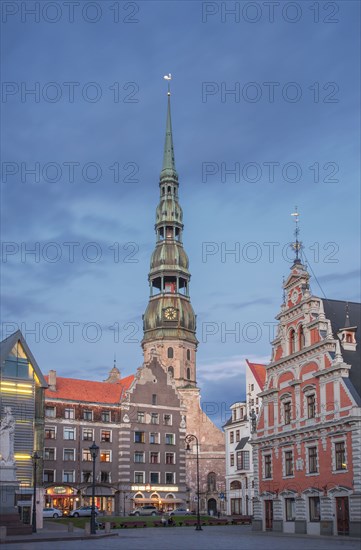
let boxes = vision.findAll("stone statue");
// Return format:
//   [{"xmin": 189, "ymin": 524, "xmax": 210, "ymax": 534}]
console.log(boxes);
[
  {"xmin": 249, "ymin": 408, "xmax": 257, "ymax": 434},
  {"xmin": 0, "ymin": 407, "xmax": 15, "ymax": 465}
]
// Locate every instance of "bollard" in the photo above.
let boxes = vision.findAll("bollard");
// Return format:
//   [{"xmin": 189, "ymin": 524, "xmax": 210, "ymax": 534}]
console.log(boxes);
[
  {"xmin": 84, "ymin": 522, "xmax": 91, "ymax": 535},
  {"xmin": 0, "ymin": 526, "xmax": 7, "ymax": 540},
  {"xmin": 68, "ymin": 522, "xmax": 74, "ymax": 533},
  {"xmin": 105, "ymin": 522, "xmax": 111, "ymax": 534}
]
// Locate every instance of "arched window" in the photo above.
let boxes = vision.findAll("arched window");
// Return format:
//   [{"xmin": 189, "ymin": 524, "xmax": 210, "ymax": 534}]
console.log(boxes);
[
  {"xmin": 186, "ymin": 368, "xmax": 191, "ymax": 380},
  {"xmin": 289, "ymin": 328, "xmax": 296, "ymax": 354},
  {"xmin": 162, "ymin": 187, "xmax": 165, "ymax": 195},
  {"xmin": 207, "ymin": 472, "xmax": 216, "ymax": 492},
  {"xmin": 298, "ymin": 326, "xmax": 305, "ymax": 350},
  {"xmin": 186, "ymin": 349, "xmax": 191, "ymax": 361},
  {"xmin": 167, "ymin": 185, "xmax": 171, "ymax": 193},
  {"xmin": 168, "ymin": 366, "xmax": 174, "ymax": 377},
  {"xmin": 167, "ymin": 347, "xmax": 174, "ymax": 359},
  {"xmin": 230, "ymin": 480, "xmax": 241, "ymax": 490},
  {"xmin": 346, "ymin": 334, "xmax": 352, "ymax": 343}
]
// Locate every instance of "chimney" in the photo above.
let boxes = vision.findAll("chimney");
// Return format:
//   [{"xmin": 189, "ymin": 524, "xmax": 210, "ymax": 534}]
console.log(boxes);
[{"xmin": 48, "ymin": 370, "xmax": 56, "ymax": 391}]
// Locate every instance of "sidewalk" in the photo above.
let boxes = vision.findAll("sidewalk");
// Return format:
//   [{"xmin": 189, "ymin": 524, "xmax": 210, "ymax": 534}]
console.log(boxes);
[{"xmin": 1, "ymin": 521, "xmax": 118, "ymax": 545}]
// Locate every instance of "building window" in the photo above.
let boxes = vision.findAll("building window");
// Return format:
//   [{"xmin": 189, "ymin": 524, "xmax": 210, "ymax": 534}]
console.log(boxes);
[
  {"xmin": 309, "ymin": 496, "xmax": 320, "ymax": 522},
  {"xmin": 100, "ymin": 471, "xmax": 111, "ymax": 483},
  {"xmin": 186, "ymin": 367, "xmax": 191, "ymax": 379},
  {"xmin": 135, "ymin": 431, "xmax": 145, "ymax": 443},
  {"xmin": 235, "ymin": 430, "xmax": 240, "ymax": 442},
  {"xmin": 168, "ymin": 366, "xmax": 174, "ymax": 377},
  {"xmin": 43, "ymin": 470, "xmax": 55, "ymax": 483},
  {"xmin": 101, "ymin": 411, "xmax": 111, "ymax": 422},
  {"xmin": 134, "ymin": 452, "xmax": 145, "ymax": 463},
  {"xmin": 165, "ymin": 472, "xmax": 175, "ymax": 484},
  {"xmin": 165, "ymin": 452, "xmax": 175, "ymax": 465},
  {"xmin": 237, "ymin": 451, "xmax": 250, "ymax": 470},
  {"xmin": 264, "ymin": 454, "xmax": 272, "ymax": 479},
  {"xmin": 230, "ymin": 454, "xmax": 234, "ymax": 467},
  {"xmin": 152, "ymin": 394, "xmax": 157, "ymax": 405},
  {"xmin": 100, "ymin": 451, "xmax": 111, "ymax": 462},
  {"xmin": 308, "ymin": 446, "xmax": 318, "ymax": 474},
  {"xmin": 44, "ymin": 448, "xmax": 55, "ymax": 460},
  {"xmin": 82, "ymin": 471, "xmax": 92, "ymax": 483},
  {"xmin": 285, "ymin": 450, "xmax": 294, "ymax": 477},
  {"xmin": 45, "ymin": 427, "xmax": 56, "ymax": 439},
  {"xmin": 45, "ymin": 406, "xmax": 56, "ymax": 418},
  {"xmin": 82, "ymin": 450, "xmax": 92, "ymax": 462},
  {"xmin": 64, "ymin": 427, "xmax": 75, "ymax": 440},
  {"xmin": 151, "ymin": 413, "xmax": 159, "ymax": 425},
  {"xmin": 307, "ymin": 394, "xmax": 316, "ymax": 419},
  {"xmin": 150, "ymin": 432, "xmax": 159, "ymax": 444},
  {"xmin": 63, "ymin": 449, "xmax": 75, "ymax": 461},
  {"xmin": 134, "ymin": 472, "xmax": 144, "ymax": 484},
  {"xmin": 187, "ymin": 349, "xmax": 191, "ymax": 360},
  {"xmin": 64, "ymin": 408, "xmax": 75, "ymax": 419},
  {"xmin": 150, "ymin": 452, "xmax": 159, "ymax": 464},
  {"xmin": 164, "ymin": 414, "xmax": 172, "ymax": 426},
  {"xmin": 165, "ymin": 433, "xmax": 174, "ymax": 445},
  {"xmin": 150, "ymin": 472, "xmax": 159, "ymax": 484},
  {"xmin": 232, "ymin": 410, "xmax": 237, "ymax": 421},
  {"xmin": 289, "ymin": 328, "xmax": 296, "ymax": 354},
  {"xmin": 285, "ymin": 498, "xmax": 295, "ymax": 521},
  {"xmin": 284, "ymin": 401, "xmax": 292, "ymax": 425},
  {"xmin": 83, "ymin": 428, "xmax": 93, "ymax": 441},
  {"xmin": 83, "ymin": 410, "xmax": 93, "ymax": 421},
  {"xmin": 167, "ymin": 347, "xmax": 174, "ymax": 358},
  {"xmin": 298, "ymin": 325, "xmax": 305, "ymax": 349},
  {"xmin": 207, "ymin": 472, "xmax": 216, "ymax": 491},
  {"xmin": 101, "ymin": 430, "xmax": 111, "ymax": 442},
  {"xmin": 335, "ymin": 441, "xmax": 346, "ymax": 470},
  {"xmin": 230, "ymin": 431, "xmax": 234, "ymax": 444},
  {"xmin": 137, "ymin": 412, "xmax": 145, "ymax": 423},
  {"xmin": 63, "ymin": 471, "xmax": 74, "ymax": 483}
]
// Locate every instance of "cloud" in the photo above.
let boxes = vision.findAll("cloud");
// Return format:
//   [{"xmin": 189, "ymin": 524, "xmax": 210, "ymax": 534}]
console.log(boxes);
[
  {"xmin": 197, "ymin": 353, "xmax": 269, "ymax": 383},
  {"xmin": 317, "ymin": 269, "xmax": 360, "ymax": 284}
]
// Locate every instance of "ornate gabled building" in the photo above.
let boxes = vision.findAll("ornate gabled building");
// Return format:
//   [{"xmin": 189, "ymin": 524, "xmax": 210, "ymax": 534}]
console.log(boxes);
[
  {"xmin": 141, "ymin": 88, "xmax": 225, "ymax": 515},
  {"xmin": 252, "ymin": 257, "xmax": 361, "ymax": 537}
]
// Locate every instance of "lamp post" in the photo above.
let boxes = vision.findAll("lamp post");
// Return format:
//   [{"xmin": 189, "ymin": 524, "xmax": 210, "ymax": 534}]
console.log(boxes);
[
  {"xmin": 31, "ymin": 451, "xmax": 40, "ymax": 533},
  {"xmin": 89, "ymin": 441, "xmax": 99, "ymax": 535},
  {"xmin": 185, "ymin": 434, "xmax": 202, "ymax": 531}
]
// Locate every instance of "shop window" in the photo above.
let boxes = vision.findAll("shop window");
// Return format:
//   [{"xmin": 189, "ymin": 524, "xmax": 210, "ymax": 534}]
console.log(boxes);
[{"xmin": 309, "ymin": 496, "xmax": 320, "ymax": 522}]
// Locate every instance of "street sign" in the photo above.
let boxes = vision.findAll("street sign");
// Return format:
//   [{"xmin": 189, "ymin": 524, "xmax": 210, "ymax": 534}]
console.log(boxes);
[{"xmin": 219, "ymin": 492, "xmax": 225, "ymax": 500}]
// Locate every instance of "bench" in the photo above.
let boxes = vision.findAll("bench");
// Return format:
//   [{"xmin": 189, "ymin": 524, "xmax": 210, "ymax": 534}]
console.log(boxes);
[
  {"xmin": 231, "ymin": 516, "xmax": 252, "ymax": 525},
  {"xmin": 121, "ymin": 521, "xmax": 147, "ymax": 528},
  {"xmin": 208, "ymin": 519, "xmax": 229, "ymax": 525}
]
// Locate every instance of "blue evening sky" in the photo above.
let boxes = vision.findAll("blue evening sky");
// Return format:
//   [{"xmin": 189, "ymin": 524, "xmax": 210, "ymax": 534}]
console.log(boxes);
[{"xmin": 1, "ymin": 0, "xmax": 360, "ymax": 426}]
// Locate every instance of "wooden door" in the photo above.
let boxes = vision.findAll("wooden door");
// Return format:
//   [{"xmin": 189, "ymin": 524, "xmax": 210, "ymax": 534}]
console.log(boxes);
[
  {"xmin": 265, "ymin": 500, "xmax": 273, "ymax": 530},
  {"xmin": 336, "ymin": 497, "xmax": 349, "ymax": 535}
]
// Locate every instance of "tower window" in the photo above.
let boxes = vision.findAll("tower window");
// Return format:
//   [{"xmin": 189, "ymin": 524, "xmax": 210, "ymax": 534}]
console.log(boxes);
[
  {"xmin": 168, "ymin": 366, "xmax": 174, "ymax": 377},
  {"xmin": 168, "ymin": 347, "xmax": 174, "ymax": 359},
  {"xmin": 289, "ymin": 328, "xmax": 296, "ymax": 354},
  {"xmin": 187, "ymin": 349, "xmax": 191, "ymax": 361},
  {"xmin": 186, "ymin": 368, "xmax": 191, "ymax": 380},
  {"xmin": 167, "ymin": 186, "xmax": 171, "ymax": 193},
  {"xmin": 298, "ymin": 326, "xmax": 305, "ymax": 350}
]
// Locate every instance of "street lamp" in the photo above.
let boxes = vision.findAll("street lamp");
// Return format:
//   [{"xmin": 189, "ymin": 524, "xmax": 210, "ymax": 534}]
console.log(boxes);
[
  {"xmin": 185, "ymin": 434, "xmax": 202, "ymax": 531},
  {"xmin": 31, "ymin": 451, "xmax": 40, "ymax": 533},
  {"xmin": 89, "ymin": 441, "xmax": 99, "ymax": 535}
]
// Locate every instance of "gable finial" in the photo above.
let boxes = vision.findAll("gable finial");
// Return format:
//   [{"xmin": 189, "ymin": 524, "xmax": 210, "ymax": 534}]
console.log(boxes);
[{"xmin": 291, "ymin": 206, "xmax": 302, "ymax": 264}]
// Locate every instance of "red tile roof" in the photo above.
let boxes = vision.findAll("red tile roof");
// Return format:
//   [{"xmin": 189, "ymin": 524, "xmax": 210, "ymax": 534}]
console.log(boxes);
[
  {"xmin": 246, "ymin": 360, "xmax": 266, "ymax": 391},
  {"xmin": 44, "ymin": 374, "xmax": 134, "ymax": 404}
]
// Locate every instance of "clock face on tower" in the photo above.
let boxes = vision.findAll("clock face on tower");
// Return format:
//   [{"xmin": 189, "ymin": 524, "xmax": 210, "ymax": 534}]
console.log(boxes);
[{"xmin": 164, "ymin": 307, "xmax": 178, "ymax": 321}]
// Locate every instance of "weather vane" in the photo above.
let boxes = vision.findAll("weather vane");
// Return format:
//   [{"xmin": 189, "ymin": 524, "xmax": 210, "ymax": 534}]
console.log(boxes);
[
  {"xmin": 291, "ymin": 206, "xmax": 302, "ymax": 263},
  {"xmin": 163, "ymin": 73, "xmax": 172, "ymax": 95}
]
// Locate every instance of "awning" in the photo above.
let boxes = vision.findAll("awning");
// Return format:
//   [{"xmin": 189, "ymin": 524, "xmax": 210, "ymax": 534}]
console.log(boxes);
[
  {"xmin": 132, "ymin": 497, "xmax": 184, "ymax": 504},
  {"xmin": 235, "ymin": 437, "xmax": 249, "ymax": 450}
]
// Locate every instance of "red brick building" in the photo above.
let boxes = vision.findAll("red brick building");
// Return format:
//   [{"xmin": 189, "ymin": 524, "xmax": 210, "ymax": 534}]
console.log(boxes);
[{"xmin": 252, "ymin": 259, "xmax": 361, "ymax": 537}]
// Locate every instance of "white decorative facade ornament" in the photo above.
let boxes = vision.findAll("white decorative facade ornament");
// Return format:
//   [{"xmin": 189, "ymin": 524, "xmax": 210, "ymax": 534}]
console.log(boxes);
[{"xmin": 0, "ymin": 407, "xmax": 16, "ymax": 465}]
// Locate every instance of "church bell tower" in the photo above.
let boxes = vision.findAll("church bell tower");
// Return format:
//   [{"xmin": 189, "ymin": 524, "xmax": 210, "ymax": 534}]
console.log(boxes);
[{"xmin": 142, "ymin": 86, "xmax": 198, "ymax": 388}]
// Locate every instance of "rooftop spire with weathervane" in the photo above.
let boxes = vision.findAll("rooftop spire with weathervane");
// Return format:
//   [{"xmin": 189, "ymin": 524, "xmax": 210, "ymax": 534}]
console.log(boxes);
[
  {"xmin": 161, "ymin": 74, "xmax": 178, "ymax": 180},
  {"xmin": 291, "ymin": 206, "xmax": 302, "ymax": 265}
]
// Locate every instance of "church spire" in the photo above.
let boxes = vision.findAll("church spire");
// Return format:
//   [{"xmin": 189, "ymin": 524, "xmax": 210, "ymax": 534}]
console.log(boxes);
[{"xmin": 161, "ymin": 85, "xmax": 177, "ymax": 178}]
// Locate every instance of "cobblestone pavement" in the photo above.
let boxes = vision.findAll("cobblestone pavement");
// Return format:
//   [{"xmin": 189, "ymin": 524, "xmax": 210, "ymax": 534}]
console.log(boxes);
[{"xmin": 2, "ymin": 525, "xmax": 361, "ymax": 550}]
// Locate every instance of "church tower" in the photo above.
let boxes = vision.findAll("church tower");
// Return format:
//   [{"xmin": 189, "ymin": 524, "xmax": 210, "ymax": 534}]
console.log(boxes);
[{"xmin": 142, "ymin": 87, "xmax": 198, "ymax": 389}]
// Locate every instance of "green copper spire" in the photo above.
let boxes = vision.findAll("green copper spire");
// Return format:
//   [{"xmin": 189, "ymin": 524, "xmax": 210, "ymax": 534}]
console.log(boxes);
[{"xmin": 161, "ymin": 91, "xmax": 178, "ymax": 179}]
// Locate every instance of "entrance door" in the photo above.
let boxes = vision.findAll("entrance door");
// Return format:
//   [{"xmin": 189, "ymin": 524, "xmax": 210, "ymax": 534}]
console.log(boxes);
[
  {"xmin": 265, "ymin": 500, "xmax": 273, "ymax": 530},
  {"xmin": 336, "ymin": 497, "xmax": 349, "ymax": 535},
  {"xmin": 208, "ymin": 498, "xmax": 217, "ymax": 516}
]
